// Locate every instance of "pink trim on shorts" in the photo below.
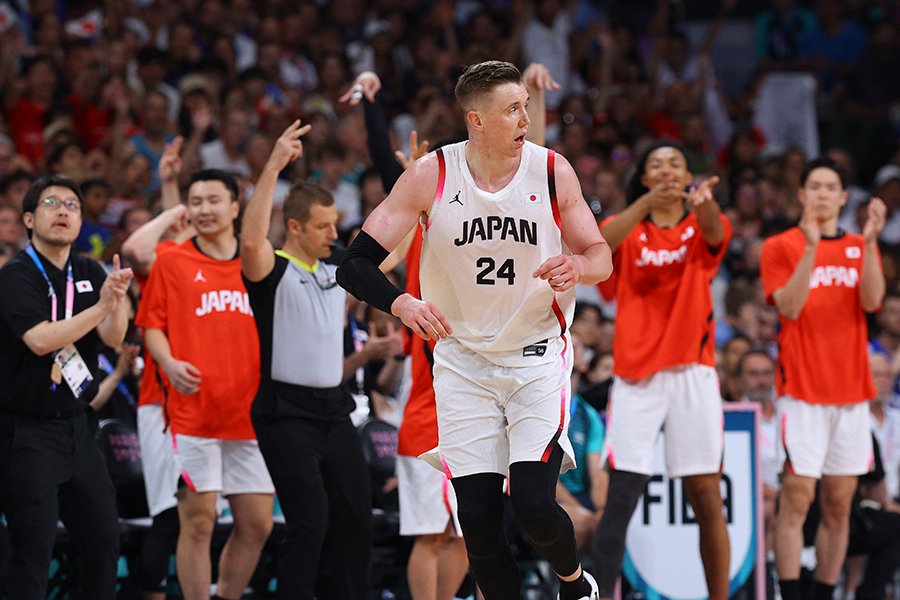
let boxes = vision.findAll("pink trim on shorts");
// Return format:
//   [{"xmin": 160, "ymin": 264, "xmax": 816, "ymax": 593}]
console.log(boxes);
[
  {"xmin": 172, "ymin": 434, "xmax": 197, "ymax": 493},
  {"xmin": 606, "ymin": 383, "xmax": 616, "ymax": 469},
  {"xmin": 440, "ymin": 454, "xmax": 453, "ymax": 480},
  {"xmin": 441, "ymin": 472, "xmax": 453, "ymax": 516},
  {"xmin": 541, "ymin": 333, "xmax": 569, "ymax": 462},
  {"xmin": 425, "ymin": 148, "xmax": 446, "ymax": 231}
]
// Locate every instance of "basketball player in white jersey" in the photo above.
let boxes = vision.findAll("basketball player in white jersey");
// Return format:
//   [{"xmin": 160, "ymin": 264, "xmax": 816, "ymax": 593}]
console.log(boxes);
[{"xmin": 337, "ymin": 61, "xmax": 612, "ymax": 600}]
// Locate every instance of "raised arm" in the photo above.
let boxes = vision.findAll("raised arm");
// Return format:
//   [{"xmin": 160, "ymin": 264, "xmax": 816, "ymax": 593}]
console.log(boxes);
[
  {"xmin": 600, "ymin": 176, "xmax": 683, "ymax": 253},
  {"xmin": 688, "ymin": 176, "xmax": 725, "ymax": 247},
  {"xmin": 860, "ymin": 198, "xmax": 887, "ymax": 313},
  {"xmin": 522, "ymin": 63, "xmax": 560, "ymax": 146},
  {"xmin": 24, "ymin": 256, "xmax": 133, "ymax": 356},
  {"xmin": 121, "ymin": 204, "xmax": 190, "ymax": 276},
  {"xmin": 771, "ymin": 207, "xmax": 819, "ymax": 321},
  {"xmin": 241, "ymin": 120, "xmax": 311, "ymax": 283},
  {"xmin": 534, "ymin": 154, "xmax": 612, "ymax": 290}
]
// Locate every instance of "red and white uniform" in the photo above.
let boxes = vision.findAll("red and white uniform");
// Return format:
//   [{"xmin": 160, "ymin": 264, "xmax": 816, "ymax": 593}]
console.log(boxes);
[
  {"xmin": 761, "ymin": 228, "xmax": 877, "ymax": 477},
  {"xmin": 419, "ymin": 141, "xmax": 576, "ymax": 477},
  {"xmin": 605, "ymin": 211, "xmax": 732, "ymax": 477}
]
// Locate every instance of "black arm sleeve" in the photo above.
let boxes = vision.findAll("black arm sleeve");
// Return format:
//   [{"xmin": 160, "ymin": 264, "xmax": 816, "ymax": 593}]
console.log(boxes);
[
  {"xmin": 336, "ymin": 230, "xmax": 406, "ymax": 315},
  {"xmin": 363, "ymin": 94, "xmax": 405, "ymax": 193}
]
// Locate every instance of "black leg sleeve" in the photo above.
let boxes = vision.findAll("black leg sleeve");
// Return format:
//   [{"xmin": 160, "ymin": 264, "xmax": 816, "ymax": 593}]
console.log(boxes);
[
  {"xmin": 451, "ymin": 472, "xmax": 521, "ymax": 600},
  {"xmin": 591, "ymin": 469, "xmax": 651, "ymax": 597}
]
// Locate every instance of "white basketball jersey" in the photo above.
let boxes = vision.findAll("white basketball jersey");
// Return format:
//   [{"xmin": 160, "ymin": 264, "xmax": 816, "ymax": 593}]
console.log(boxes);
[{"xmin": 419, "ymin": 141, "xmax": 575, "ymax": 367}]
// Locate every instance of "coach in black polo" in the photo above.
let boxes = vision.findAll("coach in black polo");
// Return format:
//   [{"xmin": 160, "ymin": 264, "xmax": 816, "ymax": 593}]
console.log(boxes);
[{"xmin": 0, "ymin": 175, "xmax": 133, "ymax": 599}]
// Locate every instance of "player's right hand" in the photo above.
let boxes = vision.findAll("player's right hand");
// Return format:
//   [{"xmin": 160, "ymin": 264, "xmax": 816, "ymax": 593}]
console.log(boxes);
[
  {"xmin": 339, "ymin": 72, "xmax": 382, "ymax": 106},
  {"xmin": 266, "ymin": 120, "xmax": 312, "ymax": 172},
  {"xmin": 799, "ymin": 203, "xmax": 821, "ymax": 248},
  {"xmin": 165, "ymin": 360, "xmax": 202, "ymax": 395},
  {"xmin": 159, "ymin": 136, "xmax": 184, "ymax": 183},
  {"xmin": 391, "ymin": 294, "xmax": 451, "ymax": 341},
  {"xmin": 638, "ymin": 175, "xmax": 684, "ymax": 213}
]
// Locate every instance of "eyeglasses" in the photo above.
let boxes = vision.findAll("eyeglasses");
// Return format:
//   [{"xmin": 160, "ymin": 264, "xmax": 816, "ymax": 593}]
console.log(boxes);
[
  {"xmin": 312, "ymin": 267, "xmax": 337, "ymax": 290},
  {"xmin": 40, "ymin": 196, "xmax": 82, "ymax": 212}
]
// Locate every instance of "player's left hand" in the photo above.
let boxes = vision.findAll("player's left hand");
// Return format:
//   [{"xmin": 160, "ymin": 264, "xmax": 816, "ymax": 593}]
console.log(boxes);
[
  {"xmin": 687, "ymin": 176, "xmax": 719, "ymax": 207},
  {"xmin": 863, "ymin": 197, "xmax": 887, "ymax": 244},
  {"xmin": 534, "ymin": 254, "xmax": 581, "ymax": 292}
]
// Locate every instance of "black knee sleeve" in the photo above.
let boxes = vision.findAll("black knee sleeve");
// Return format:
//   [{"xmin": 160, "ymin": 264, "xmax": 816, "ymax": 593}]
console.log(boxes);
[
  {"xmin": 452, "ymin": 473, "xmax": 521, "ymax": 600},
  {"xmin": 508, "ymin": 445, "xmax": 579, "ymax": 578},
  {"xmin": 591, "ymin": 470, "xmax": 651, "ymax": 597},
  {"xmin": 140, "ymin": 507, "xmax": 180, "ymax": 593}
]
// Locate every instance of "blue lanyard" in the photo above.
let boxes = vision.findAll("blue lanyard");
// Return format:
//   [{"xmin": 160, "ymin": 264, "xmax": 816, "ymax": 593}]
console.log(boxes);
[{"xmin": 26, "ymin": 245, "xmax": 74, "ymax": 321}]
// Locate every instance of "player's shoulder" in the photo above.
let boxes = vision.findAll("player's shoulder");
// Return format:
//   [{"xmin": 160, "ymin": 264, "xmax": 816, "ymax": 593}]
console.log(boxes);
[{"xmin": 762, "ymin": 226, "xmax": 803, "ymax": 251}]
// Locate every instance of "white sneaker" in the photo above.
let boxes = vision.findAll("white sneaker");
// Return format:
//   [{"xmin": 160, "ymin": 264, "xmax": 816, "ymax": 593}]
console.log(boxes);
[{"xmin": 558, "ymin": 571, "xmax": 600, "ymax": 600}]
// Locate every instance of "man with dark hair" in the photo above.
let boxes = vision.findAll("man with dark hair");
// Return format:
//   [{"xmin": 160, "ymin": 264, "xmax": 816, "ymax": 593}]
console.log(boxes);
[
  {"xmin": 0, "ymin": 174, "xmax": 133, "ymax": 599},
  {"xmin": 136, "ymin": 168, "xmax": 275, "ymax": 600},
  {"xmin": 241, "ymin": 121, "xmax": 373, "ymax": 600},
  {"xmin": 337, "ymin": 60, "xmax": 612, "ymax": 600},
  {"xmin": 761, "ymin": 156, "xmax": 886, "ymax": 600}
]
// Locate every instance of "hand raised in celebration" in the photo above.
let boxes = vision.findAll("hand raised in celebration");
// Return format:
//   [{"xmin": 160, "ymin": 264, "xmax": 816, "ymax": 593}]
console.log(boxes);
[
  {"xmin": 799, "ymin": 203, "xmax": 821, "ymax": 249},
  {"xmin": 688, "ymin": 176, "xmax": 720, "ymax": 207},
  {"xmin": 863, "ymin": 197, "xmax": 887, "ymax": 245},
  {"xmin": 159, "ymin": 136, "xmax": 183, "ymax": 183},
  {"xmin": 266, "ymin": 120, "xmax": 312, "ymax": 172},
  {"xmin": 395, "ymin": 130, "xmax": 430, "ymax": 170},
  {"xmin": 99, "ymin": 254, "xmax": 134, "ymax": 313},
  {"xmin": 338, "ymin": 72, "xmax": 382, "ymax": 106}
]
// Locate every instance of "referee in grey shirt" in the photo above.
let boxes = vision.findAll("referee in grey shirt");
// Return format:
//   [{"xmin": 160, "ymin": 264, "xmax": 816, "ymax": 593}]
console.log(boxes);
[{"xmin": 240, "ymin": 122, "xmax": 371, "ymax": 600}]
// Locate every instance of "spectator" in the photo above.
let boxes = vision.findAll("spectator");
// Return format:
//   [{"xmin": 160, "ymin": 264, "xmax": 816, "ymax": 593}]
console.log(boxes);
[
  {"xmin": 241, "ymin": 122, "xmax": 373, "ymax": 599},
  {"xmin": 737, "ymin": 351, "xmax": 780, "ymax": 554},
  {"xmin": 0, "ymin": 170, "xmax": 37, "ymax": 213},
  {"xmin": 872, "ymin": 165, "xmax": 900, "ymax": 245},
  {"xmin": 199, "ymin": 106, "xmax": 251, "ymax": 178},
  {"xmin": 796, "ymin": 0, "xmax": 867, "ymax": 92},
  {"xmin": 0, "ymin": 174, "xmax": 133, "ymax": 599},
  {"xmin": 73, "ymin": 179, "xmax": 112, "ymax": 259},
  {"xmin": 869, "ymin": 353, "xmax": 900, "ymax": 502},
  {"xmin": 6, "ymin": 56, "xmax": 58, "ymax": 163},
  {"xmin": 313, "ymin": 140, "xmax": 360, "ymax": 230},
  {"xmin": 137, "ymin": 169, "xmax": 275, "ymax": 600},
  {"xmin": 756, "ymin": 0, "xmax": 816, "ymax": 69},
  {"xmin": 521, "ymin": 0, "xmax": 577, "ymax": 109},
  {"xmin": 0, "ymin": 204, "xmax": 25, "ymax": 257},
  {"xmin": 127, "ymin": 89, "xmax": 177, "ymax": 193}
]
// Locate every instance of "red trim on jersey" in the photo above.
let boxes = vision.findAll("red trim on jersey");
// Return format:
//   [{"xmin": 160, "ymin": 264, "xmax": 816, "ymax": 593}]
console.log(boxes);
[
  {"xmin": 551, "ymin": 296, "xmax": 567, "ymax": 336},
  {"xmin": 441, "ymin": 472, "xmax": 453, "ymax": 515},
  {"xmin": 541, "ymin": 333, "xmax": 569, "ymax": 462},
  {"xmin": 426, "ymin": 149, "xmax": 446, "ymax": 232},
  {"xmin": 548, "ymin": 150, "xmax": 561, "ymax": 231}
]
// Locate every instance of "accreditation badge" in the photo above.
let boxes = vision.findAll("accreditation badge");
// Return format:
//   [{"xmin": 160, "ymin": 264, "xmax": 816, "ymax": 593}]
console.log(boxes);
[{"xmin": 53, "ymin": 344, "xmax": 94, "ymax": 398}]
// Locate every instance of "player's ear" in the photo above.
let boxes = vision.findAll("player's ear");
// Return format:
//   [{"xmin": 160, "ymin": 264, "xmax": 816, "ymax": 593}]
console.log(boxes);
[{"xmin": 467, "ymin": 109, "xmax": 483, "ymax": 132}]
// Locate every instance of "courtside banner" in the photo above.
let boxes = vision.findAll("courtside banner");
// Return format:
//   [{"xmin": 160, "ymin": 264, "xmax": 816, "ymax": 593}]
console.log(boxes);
[{"xmin": 622, "ymin": 404, "xmax": 764, "ymax": 600}]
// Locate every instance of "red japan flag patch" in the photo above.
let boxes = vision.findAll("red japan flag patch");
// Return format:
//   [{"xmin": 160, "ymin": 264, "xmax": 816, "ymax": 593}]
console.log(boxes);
[{"xmin": 526, "ymin": 192, "xmax": 542, "ymax": 204}]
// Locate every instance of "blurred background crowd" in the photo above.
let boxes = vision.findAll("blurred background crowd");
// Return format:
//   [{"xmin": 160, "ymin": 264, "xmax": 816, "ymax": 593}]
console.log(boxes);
[{"xmin": 2, "ymin": 0, "xmax": 900, "ymax": 596}]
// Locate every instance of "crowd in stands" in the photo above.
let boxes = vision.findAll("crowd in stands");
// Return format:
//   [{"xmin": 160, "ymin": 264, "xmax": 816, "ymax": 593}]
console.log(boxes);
[{"xmin": 2, "ymin": 0, "xmax": 900, "ymax": 597}]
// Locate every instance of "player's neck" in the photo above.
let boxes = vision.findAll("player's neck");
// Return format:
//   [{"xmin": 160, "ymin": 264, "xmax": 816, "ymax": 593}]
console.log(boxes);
[
  {"xmin": 195, "ymin": 229, "xmax": 237, "ymax": 261},
  {"xmin": 464, "ymin": 142, "xmax": 521, "ymax": 193},
  {"xmin": 30, "ymin": 236, "xmax": 72, "ymax": 270},
  {"xmin": 817, "ymin": 216, "xmax": 839, "ymax": 237},
  {"xmin": 280, "ymin": 240, "xmax": 316, "ymax": 268},
  {"xmin": 649, "ymin": 203, "xmax": 685, "ymax": 228},
  {"xmin": 870, "ymin": 400, "xmax": 885, "ymax": 424}
]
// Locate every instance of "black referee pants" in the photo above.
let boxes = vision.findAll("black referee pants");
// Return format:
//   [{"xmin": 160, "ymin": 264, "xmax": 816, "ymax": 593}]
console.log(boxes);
[
  {"xmin": 0, "ymin": 411, "xmax": 120, "ymax": 600},
  {"xmin": 251, "ymin": 409, "xmax": 372, "ymax": 600}
]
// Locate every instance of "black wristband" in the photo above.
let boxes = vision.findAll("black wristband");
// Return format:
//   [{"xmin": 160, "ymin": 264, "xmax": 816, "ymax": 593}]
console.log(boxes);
[{"xmin": 336, "ymin": 230, "xmax": 406, "ymax": 315}]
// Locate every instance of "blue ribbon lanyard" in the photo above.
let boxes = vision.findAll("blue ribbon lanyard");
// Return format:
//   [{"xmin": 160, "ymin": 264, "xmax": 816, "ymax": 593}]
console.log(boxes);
[{"xmin": 26, "ymin": 245, "xmax": 74, "ymax": 390}]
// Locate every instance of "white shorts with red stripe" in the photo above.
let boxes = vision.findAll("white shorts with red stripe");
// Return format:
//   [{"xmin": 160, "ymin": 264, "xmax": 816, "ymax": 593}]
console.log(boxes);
[
  {"xmin": 428, "ymin": 336, "xmax": 576, "ymax": 478},
  {"xmin": 397, "ymin": 455, "xmax": 462, "ymax": 537},
  {"xmin": 606, "ymin": 364, "xmax": 723, "ymax": 478},
  {"xmin": 778, "ymin": 395, "xmax": 872, "ymax": 478},
  {"xmin": 173, "ymin": 434, "xmax": 275, "ymax": 496}
]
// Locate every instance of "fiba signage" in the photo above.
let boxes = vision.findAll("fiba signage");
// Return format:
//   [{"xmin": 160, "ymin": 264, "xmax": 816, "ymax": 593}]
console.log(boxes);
[{"xmin": 623, "ymin": 406, "xmax": 764, "ymax": 600}]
